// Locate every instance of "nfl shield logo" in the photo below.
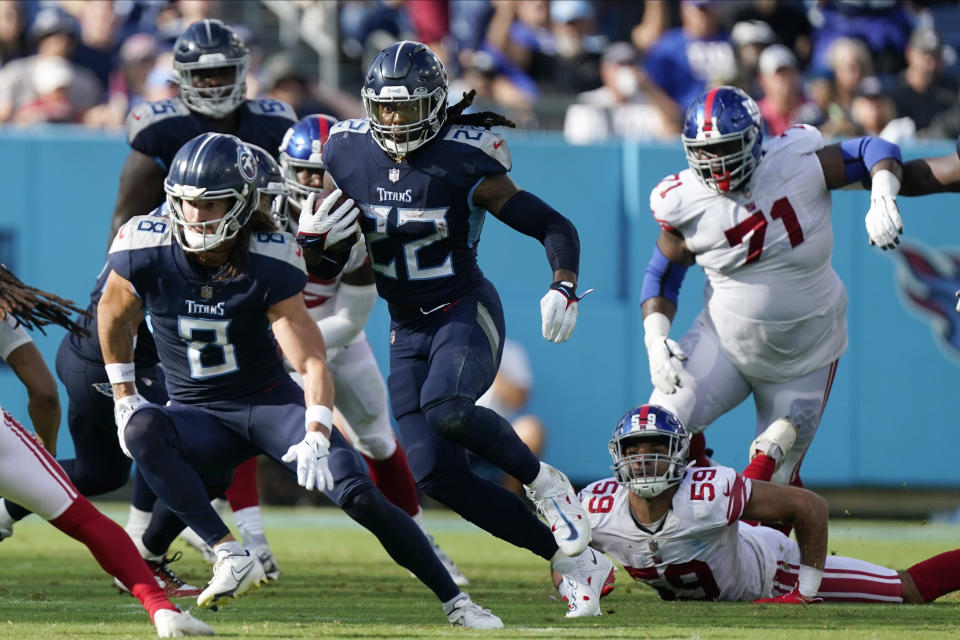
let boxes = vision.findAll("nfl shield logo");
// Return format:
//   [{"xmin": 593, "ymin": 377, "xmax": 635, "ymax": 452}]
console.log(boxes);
[
  {"xmin": 200, "ymin": 285, "xmax": 214, "ymax": 299},
  {"xmin": 389, "ymin": 167, "xmax": 400, "ymax": 183}
]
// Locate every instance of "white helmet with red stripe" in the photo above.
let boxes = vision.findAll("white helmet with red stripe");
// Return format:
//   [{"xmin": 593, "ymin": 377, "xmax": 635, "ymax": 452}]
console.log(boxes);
[{"xmin": 681, "ymin": 86, "xmax": 763, "ymax": 194}]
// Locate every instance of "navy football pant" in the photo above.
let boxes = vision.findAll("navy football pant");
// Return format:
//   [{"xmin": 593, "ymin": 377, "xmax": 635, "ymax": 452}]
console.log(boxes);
[
  {"xmin": 388, "ymin": 280, "xmax": 557, "ymax": 560},
  {"xmin": 124, "ymin": 376, "xmax": 458, "ymax": 601},
  {"xmin": 3, "ymin": 341, "xmax": 162, "ymax": 521}
]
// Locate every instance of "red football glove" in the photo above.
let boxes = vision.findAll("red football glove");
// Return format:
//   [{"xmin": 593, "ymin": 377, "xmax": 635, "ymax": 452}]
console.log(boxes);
[{"xmin": 754, "ymin": 588, "xmax": 822, "ymax": 605}]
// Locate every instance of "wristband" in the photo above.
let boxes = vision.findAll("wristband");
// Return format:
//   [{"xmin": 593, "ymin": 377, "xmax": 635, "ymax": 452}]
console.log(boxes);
[
  {"xmin": 305, "ymin": 405, "xmax": 333, "ymax": 429},
  {"xmin": 870, "ymin": 169, "xmax": 901, "ymax": 198},
  {"xmin": 105, "ymin": 362, "xmax": 135, "ymax": 385},
  {"xmin": 797, "ymin": 564, "xmax": 823, "ymax": 598}
]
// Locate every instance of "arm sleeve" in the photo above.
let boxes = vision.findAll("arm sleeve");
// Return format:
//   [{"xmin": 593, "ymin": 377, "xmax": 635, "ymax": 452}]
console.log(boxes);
[
  {"xmin": 495, "ymin": 190, "xmax": 580, "ymax": 274},
  {"xmin": 316, "ymin": 282, "xmax": 377, "ymax": 349}
]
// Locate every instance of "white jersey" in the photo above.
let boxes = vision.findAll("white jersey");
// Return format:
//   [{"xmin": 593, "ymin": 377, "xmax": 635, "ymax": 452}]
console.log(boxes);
[
  {"xmin": 650, "ymin": 125, "xmax": 847, "ymax": 381},
  {"xmin": 581, "ymin": 468, "xmax": 799, "ymax": 601},
  {"xmin": 302, "ymin": 241, "xmax": 369, "ymax": 331}
]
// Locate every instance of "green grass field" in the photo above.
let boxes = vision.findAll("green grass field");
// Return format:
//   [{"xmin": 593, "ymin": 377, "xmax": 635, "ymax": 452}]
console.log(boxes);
[{"xmin": 0, "ymin": 505, "xmax": 957, "ymax": 639}]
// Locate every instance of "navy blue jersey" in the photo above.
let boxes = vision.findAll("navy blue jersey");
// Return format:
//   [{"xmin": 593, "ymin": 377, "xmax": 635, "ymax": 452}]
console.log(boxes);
[
  {"xmin": 68, "ymin": 207, "xmax": 171, "ymax": 368},
  {"xmin": 106, "ymin": 216, "xmax": 308, "ymax": 403},
  {"xmin": 126, "ymin": 96, "xmax": 296, "ymax": 171},
  {"xmin": 321, "ymin": 119, "xmax": 511, "ymax": 309}
]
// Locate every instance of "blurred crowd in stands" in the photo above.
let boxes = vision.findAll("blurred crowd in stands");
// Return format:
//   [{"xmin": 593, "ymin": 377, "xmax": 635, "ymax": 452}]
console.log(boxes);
[{"xmin": 5, "ymin": 0, "xmax": 960, "ymax": 145}]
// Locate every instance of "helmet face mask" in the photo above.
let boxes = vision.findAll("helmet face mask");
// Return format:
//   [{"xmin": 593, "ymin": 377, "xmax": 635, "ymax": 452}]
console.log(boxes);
[
  {"xmin": 278, "ymin": 114, "xmax": 339, "ymax": 226},
  {"xmin": 173, "ymin": 19, "xmax": 249, "ymax": 119},
  {"xmin": 609, "ymin": 405, "xmax": 690, "ymax": 498},
  {"xmin": 164, "ymin": 133, "xmax": 259, "ymax": 252},
  {"xmin": 362, "ymin": 41, "xmax": 448, "ymax": 159},
  {"xmin": 246, "ymin": 143, "xmax": 286, "ymax": 227},
  {"xmin": 682, "ymin": 86, "xmax": 763, "ymax": 193}
]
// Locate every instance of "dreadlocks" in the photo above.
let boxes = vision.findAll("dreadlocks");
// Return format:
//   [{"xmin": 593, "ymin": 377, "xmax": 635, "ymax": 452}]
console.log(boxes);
[
  {"xmin": 446, "ymin": 90, "xmax": 517, "ymax": 130},
  {"xmin": 0, "ymin": 265, "xmax": 89, "ymax": 336}
]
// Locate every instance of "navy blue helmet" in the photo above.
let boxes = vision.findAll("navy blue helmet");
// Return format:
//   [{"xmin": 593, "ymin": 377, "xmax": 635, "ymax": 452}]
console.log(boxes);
[
  {"xmin": 173, "ymin": 19, "xmax": 249, "ymax": 118},
  {"xmin": 609, "ymin": 404, "xmax": 690, "ymax": 497},
  {"xmin": 246, "ymin": 143, "xmax": 286, "ymax": 226},
  {"xmin": 681, "ymin": 86, "xmax": 763, "ymax": 193},
  {"xmin": 361, "ymin": 40, "xmax": 448, "ymax": 158},
  {"xmin": 164, "ymin": 133, "xmax": 260, "ymax": 252},
  {"xmin": 278, "ymin": 113, "xmax": 339, "ymax": 218}
]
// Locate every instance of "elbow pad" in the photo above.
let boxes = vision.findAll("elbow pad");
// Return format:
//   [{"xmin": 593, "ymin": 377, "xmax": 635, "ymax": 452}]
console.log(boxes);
[
  {"xmin": 640, "ymin": 245, "xmax": 688, "ymax": 306},
  {"xmin": 839, "ymin": 137, "xmax": 902, "ymax": 184}
]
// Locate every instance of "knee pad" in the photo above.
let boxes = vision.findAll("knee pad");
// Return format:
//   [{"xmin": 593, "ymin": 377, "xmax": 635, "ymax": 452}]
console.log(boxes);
[
  {"xmin": 423, "ymin": 398, "xmax": 474, "ymax": 441},
  {"xmin": 122, "ymin": 408, "xmax": 174, "ymax": 459}
]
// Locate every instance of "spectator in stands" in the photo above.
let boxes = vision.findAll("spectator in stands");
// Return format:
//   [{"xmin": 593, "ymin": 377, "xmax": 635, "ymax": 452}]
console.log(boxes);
[
  {"xmin": 850, "ymin": 76, "xmax": 914, "ymax": 143},
  {"xmin": 729, "ymin": 19, "xmax": 776, "ymax": 97},
  {"xmin": 0, "ymin": 1, "xmax": 27, "ymax": 68},
  {"xmin": 340, "ymin": 0, "xmax": 409, "ymax": 62},
  {"xmin": 809, "ymin": 0, "xmax": 910, "ymax": 75},
  {"xmin": 548, "ymin": 0, "xmax": 604, "ymax": 94},
  {"xmin": 72, "ymin": 0, "xmax": 120, "ymax": 90},
  {"xmin": 563, "ymin": 41, "xmax": 679, "ymax": 144},
  {"xmin": 731, "ymin": 0, "xmax": 812, "ymax": 68},
  {"xmin": 261, "ymin": 52, "xmax": 362, "ymax": 121},
  {"xmin": 818, "ymin": 36, "xmax": 873, "ymax": 138},
  {"xmin": 485, "ymin": 0, "xmax": 554, "ymax": 95},
  {"xmin": 0, "ymin": 7, "xmax": 102, "ymax": 123},
  {"xmin": 628, "ymin": 0, "xmax": 672, "ymax": 56},
  {"xmin": 918, "ymin": 84, "xmax": 960, "ymax": 141},
  {"xmin": 756, "ymin": 44, "xmax": 824, "ymax": 137},
  {"xmin": 142, "ymin": 52, "xmax": 178, "ymax": 103},
  {"xmin": 644, "ymin": 0, "xmax": 736, "ymax": 112},
  {"xmin": 83, "ymin": 32, "xmax": 160, "ymax": 128},
  {"xmin": 13, "ymin": 57, "xmax": 78, "ymax": 124},
  {"xmin": 474, "ymin": 339, "xmax": 546, "ymax": 495},
  {"xmin": 406, "ymin": 0, "xmax": 449, "ymax": 52},
  {"xmin": 890, "ymin": 26, "xmax": 956, "ymax": 133}
]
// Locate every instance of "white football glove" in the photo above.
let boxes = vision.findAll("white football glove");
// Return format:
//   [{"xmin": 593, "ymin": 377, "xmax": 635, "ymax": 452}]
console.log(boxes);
[
  {"xmin": 540, "ymin": 281, "xmax": 593, "ymax": 343},
  {"xmin": 643, "ymin": 312, "xmax": 687, "ymax": 394},
  {"xmin": 114, "ymin": 393, "xmax": 149, "ymax": 459},
  {"xmin": 865, "ymin": 170, "xmax": 903, "ymax": 250},
  {"xmin": 281, "ymin": 430, "xmax": 334, "ymax": 492},
  {"xmin": 296, "ymin": 189, "xmax": 361, "ymax": 251}
]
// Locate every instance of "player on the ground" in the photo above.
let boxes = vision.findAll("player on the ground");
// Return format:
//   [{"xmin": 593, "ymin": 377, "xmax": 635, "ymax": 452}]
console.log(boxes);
[
  {"xmin": 640, "ymin": 85, "xmax": 905, "ymax": 489},
  {"xmin": 575, "ymin": 403, "xmax": 960, "ymax": 606},
  {"xmin": 299, "ymin": 40, "xmax": 594, "ymax": 598},
  {"xmin": 0, "ymin": 265, "xmax": 212, "ymax": 637},
  {"xmin": 98, "ymin": 132, "xmax": 500, "ymax": 627},
  {"xmin": 277, "ymin": 113, "xmax": 467, "ymax": 585}
]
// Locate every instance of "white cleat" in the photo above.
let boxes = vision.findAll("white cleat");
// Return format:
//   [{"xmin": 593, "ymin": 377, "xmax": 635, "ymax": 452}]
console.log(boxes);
[
  {"xmin": 444, "ymin": 593, "xmax": 504, "ymax": 629},
  {"xmin": 154, "ymin": 608, "xmax": 215, "ymax": 637},
  {"xmin": 750, "ymin": 418, "xmax": 798, "ymax": 472},
  {"xmin": 0, "ymin": 500, "xmax": 14, "ymax": 541},
  {"xmin": 180, "ymin": 527, "xmax": 217, "ymax": 565},
  {"xmin": 525, "ymin": 463, "xmax": 591, "ymax": 556},
  {"xmin": 552, "ymin": 547, "xmax": 616, "ymax": 618},
  {"xmin": 246, "ymin": 543, "xmax": 280, "ymax": 582},
  {"xmin": 196, "ymin": 550, "xmax": 265, "ymax": 609},
  {"xmin": 427, "ymin": 533, "xmax": 468, "ymax": 586}
]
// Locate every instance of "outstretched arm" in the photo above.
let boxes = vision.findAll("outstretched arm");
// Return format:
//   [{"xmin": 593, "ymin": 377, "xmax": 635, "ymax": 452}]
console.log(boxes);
[
  {"xmin": 899, "ymin": 152, "xmax": 960, "ymax": 196},
  {"xmin": 743, "ymin": 480, "xmax": 829, "ymax": 602},
  {"xmin": 5, "ymin": 341, "xmax": 60, "ymax": 454}
]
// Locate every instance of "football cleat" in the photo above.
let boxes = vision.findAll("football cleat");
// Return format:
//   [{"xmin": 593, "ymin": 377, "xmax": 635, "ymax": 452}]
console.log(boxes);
[
  {"xmin": 196, "ymin": 550, "xmax": 265, "ymax": 609},
  {"xmin": 246, "ymin": 542, "xmax": 280, "ymax": 582},
  {"xmin": 552, "ymin": 547, "xmax": 616, "ymax": 618},
  {"xmin": 750, "ymin": 418, "xmax": 798, "ymax": 471},
  {"xmin": 444, "ymin": 594, "xmax": 504, "ymax": 629},
  {"xmin": 154, "ymin": 608, "xmax": 215, "ymax": 637},
  {"xmin": 0, "ymin": 500, "xmax": 13, "ymax": 541},
  {"xmin": 426, "ymin": 533, "xmax": 468, "ymax": 586},
  {"xmin": 525, "ymin": 462, "xmax": 591, "ymax": 556},
  {"xmin": 180, "ymin": 527, "xmax": 216, "ymax": 565},
  {"xmin": 115, "ymin": 552, "xmax": 203, "ymax": 598}
]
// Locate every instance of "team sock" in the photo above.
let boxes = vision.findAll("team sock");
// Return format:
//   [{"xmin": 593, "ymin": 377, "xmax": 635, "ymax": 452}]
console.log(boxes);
[
  {"xmin": 362, "ymin": 444, "xmax": 420, "ymax": 517},
  {"xmin": 907, "ymin": 549, "xmax": 960, "ymax": 602},
  {"xmin": 225, "ymin": 457, "xmax": 259, "ymax": 511}
]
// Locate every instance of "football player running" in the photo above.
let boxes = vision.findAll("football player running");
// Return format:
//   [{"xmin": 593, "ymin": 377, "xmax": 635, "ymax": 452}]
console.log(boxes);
[
  {"xmin": 277, "ymin": 114, "xmax": 468, "ymax": 585},
  {"xmin": 98, "ymin": 132, "xmax": 500, "ymax": 627},
  {"xmin": 106, "ymin": 17, "xmax": 294, "ymax": 577},
  {"xmin": 641, "ymin": 86, "xmax": 904, "ymax": 489},
  {"xmin": 573, "ymin": 403, "xmax": 960, "ymax": 606},
  {"xmin": 299, "ymin": 40, "xmax": 594, "ymax": 606},
  {"xmin": 0, "ymin": 266, "xmax": 212, "ymax": 637}
]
